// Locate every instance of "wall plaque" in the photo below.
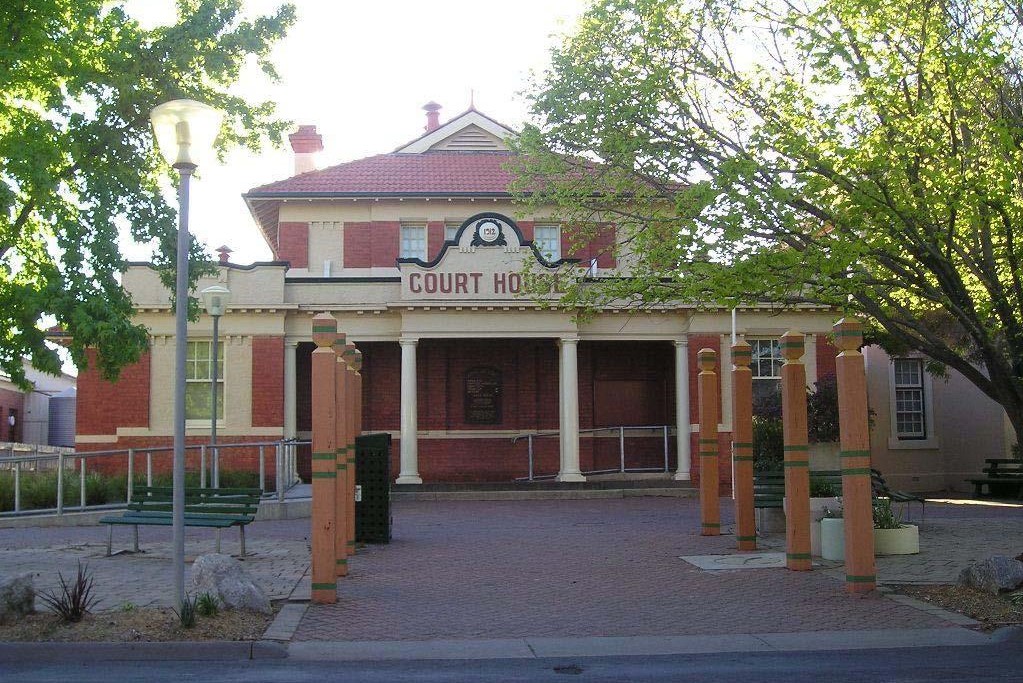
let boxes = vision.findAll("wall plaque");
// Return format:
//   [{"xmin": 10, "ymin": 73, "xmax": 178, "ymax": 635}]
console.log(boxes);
[{"xmin": 465, "ymin": 366, "xmax": 502, "ymax": 424}]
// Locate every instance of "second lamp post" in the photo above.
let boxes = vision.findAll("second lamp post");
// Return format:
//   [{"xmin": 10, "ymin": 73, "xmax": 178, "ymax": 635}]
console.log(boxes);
[{"xmin": 201, "ymin": 284, "xmax": 231, "ymax": 487}]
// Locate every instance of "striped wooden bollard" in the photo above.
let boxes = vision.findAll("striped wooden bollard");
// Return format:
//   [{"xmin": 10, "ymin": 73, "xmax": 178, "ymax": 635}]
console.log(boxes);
[
  {"xmin": 352, "ymin": 349, "xmax": 364, "ymax": 543},
  {"xmin": 344, "ymin": 343, "xmax": 359, "ymax": 556},
  {"xmin": 781, "ymin": 331, "xmax": 811, "ymax": 571},
  {"xmin": 310, "ymin": 313, "xmax": 338, "ymax": 603},
  {"xmin": 697, "ymin": 348, "xmax": 720, "ymax": 536},
  {"xmin": 731, "ymin": 340, "xmax": 756, "ymax": 551},
  {"xmin": 333, "ymin": 334, "xmax": 350, "ymax": 577},
  {"xmin": 834, "ymin": 318, "xmax": 876, "ymax": 593}
]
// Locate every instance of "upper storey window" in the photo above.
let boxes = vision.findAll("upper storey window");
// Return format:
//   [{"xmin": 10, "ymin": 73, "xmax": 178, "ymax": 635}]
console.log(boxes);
[
  {"xmin": 534, "ymin": 224, "xmax": 561, "ymax": 261},
  {"xmin": 444, "ymin": 220, "xmax": 463, "ymax": 242},
  {"xmin": 400, "ymin": 222, "xmax": 427, "ymax": 260}
]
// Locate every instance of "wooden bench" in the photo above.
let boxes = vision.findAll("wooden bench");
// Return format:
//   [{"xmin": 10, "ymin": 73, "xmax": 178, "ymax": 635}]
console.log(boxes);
[
  {"xmin": 754, "ymin": 470, "xmax": 843, "ymax": 509},
  {"xmin": 969, "ymin": 459, "xmax": 1023, "ymax": 498},
  {"xmin": 99, "ymin": 486, "xmax": 261, "ymax": 557}
]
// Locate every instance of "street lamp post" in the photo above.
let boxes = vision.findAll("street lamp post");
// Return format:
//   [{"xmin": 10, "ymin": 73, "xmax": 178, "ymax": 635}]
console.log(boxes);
[
  {"xmin": 150, "ymin": 99, "xmax": 223, "ymax": 608},
  {"xmin": 201, "ymin": 285, "xmax": 231, "ymax": 487}
]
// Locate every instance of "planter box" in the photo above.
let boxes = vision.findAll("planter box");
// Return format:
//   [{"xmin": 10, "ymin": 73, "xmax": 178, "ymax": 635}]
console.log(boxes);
[
  {"xmin": 809, "ymin": 442, "xmax": 841, "ymax": 470},
  {"xmin": 784, "ymin": 496, "xmax": 841, "ymax": 556},
  {"xmin": 819, "ymin": 518, "xmax": 920, "ymax": 560}
]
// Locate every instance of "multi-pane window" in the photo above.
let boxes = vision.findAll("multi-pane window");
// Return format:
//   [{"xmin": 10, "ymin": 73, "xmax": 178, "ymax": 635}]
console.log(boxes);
[
  {"xmin": 750, "ymin": 338, "xmax": 783, "ymax": 415},
  {"xmin": 185, "ymin": 341, "xmax": 224, "ymax": 422},
  {"xmin": 400, "ymin": 222, "xmax": 427, "ymax": 259},
  {"xmin": 893, "ymin": 358, "xmax": 925, "ymax": 438},
  {"xmin": 534, "ymin": 224, "xmax": 561, "ymax": 261},
  {"xmin": 444, "ymin": 220, "xmax": 463, "ymax": 242}
]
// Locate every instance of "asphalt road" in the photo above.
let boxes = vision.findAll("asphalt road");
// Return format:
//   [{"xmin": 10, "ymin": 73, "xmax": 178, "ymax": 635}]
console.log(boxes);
[{"xmin": 4, "ymin": 642, "xmax": 1022, "ymax": 683}]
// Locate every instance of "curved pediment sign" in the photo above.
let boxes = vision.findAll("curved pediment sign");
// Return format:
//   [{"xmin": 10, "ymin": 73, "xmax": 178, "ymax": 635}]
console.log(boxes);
[{"xmin": 397, "ymin": 212, "xmax": 573, "ymax": 301}]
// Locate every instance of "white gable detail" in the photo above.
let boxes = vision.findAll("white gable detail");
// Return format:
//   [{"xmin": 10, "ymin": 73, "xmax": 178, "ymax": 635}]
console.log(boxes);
[
  {"xmin": 431, "ymin": 124, "xmax": 508, "ymax": 151},
  {"xmin": 394, "ymin": 110, "xmax": 516, "ymax": 154}
]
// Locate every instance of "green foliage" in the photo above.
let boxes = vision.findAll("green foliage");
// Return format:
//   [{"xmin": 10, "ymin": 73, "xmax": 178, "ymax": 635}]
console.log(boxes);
[
  {"xmin": 0, "ymin": 468, "xmax": 259, "ymax": 512},
  {"xmin": 807, "ymin": 376, "xmax": 841, "ymax": 444},
  {"xmin": 520, "ymin": 0, "xmax": 1023, "ymax": 442},
  {"xmin": 196, "ymin": 592, "xmax": 220, "ymax": 617},
  {"xmin": 0, "ymin": 0, "xmax": 296, "ymax": 385},
  {"xmin": 1010, "ymin": 590, "xmax": 1023, "ymax": 607},
  {"xmin": 752, "ymin": 416, "xmax": 784, "ymax": 472},
  {"xmin": 38, "ymin": 561, "xmax": 99, "ymax": 623},
  {"xmin": 809, "ymin": 479, "xmax": 839, "ymax": 498},
  {"xmin": 176, "ymin": 594, "xmax": 198, "ymax": 629},
  {"xmin": 872, "ymin": 498, "xmax": 903, "ymax": 530}
]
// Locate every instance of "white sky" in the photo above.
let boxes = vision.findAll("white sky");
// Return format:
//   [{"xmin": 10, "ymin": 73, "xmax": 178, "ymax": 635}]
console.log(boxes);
[{"xmin": 123, "ymin": 0, "xmax": 587, "ymax": 265}]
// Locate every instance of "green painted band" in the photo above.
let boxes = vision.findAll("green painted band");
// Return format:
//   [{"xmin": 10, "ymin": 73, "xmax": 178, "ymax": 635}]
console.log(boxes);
[
  {"xmin": 348, "ymin": 455, "xmax": 356, "ymax": 463},
  {"xmin": 311, "ymin": 582, "xmax": 336, "ymax": 590},
  {"xmin": 698, "ymin": 438, "xmax": 718, "ymax": 444},
  {"xmin": 312, "ymin": 326, "xmax": 336, "ymax": 333},
  {"xmin": 700, "ymin": 453, "xmax": 718, "ymax": 458},
  {"xmin": 783, "ymin": 461, "xmax": 809, "ymax": 467},
  {"xmin": 346, "ymin": 540, "xmax": 356, "ymax": 547},
  {"xmin": 311, "ymin": 471, "xmax": 337, "ymax": 479},
  {"xmin": 732, "ymin": 348, "xmax": 752, "ymax": 355},
  {"xmin": 842, "ymin": 467, "xmax": 872, "ymax": 476},
  {"xmin": 834, "ymin": 330, "xmax": 862, "ymax": 337},
  {"xmin": 781, "ymin": 342, "xmax": 804, "ymax": 349},
  {"xmin": 336, "ymin": 463, "xmax": 347, "ymax": 471},
  {"xmin": 701, "ymin": 522, "xmax": 721, "ymax": 528},
  {"xmin": 840, "ymin": 450, "xmax": 871, "ymax": 458},
  {"xmin": 733, "ymin": 456, "xmax": 756, "ymax": 462},
  {"xmin": 336, "ymin": 558, "xmax": 347, "ymax": 565},
  {"xmin": 736, "ymin": 535, "xmax": 757, "ymax": 541},
  {"xmin": 786, "ymin": 553, "xmax": 812, "ymax": 560},
  {"xmin": 311, "ymin": 453, "xmax": 335, "ymax": 461},
  {"xmin": 783, "ymin": 445, "xmax": 809, "ymax": 451},
  {"xmin": 845, "ymin": 575, "xmax": 876, "ymax": 583},
  {"xmin": 732, "ymin": 442, "xmax": 754, "ymax": 448}
]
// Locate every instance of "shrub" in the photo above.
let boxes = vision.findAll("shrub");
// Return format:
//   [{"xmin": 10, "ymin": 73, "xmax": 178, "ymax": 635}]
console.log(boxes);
[
  {"xmin": 753, "ymin": 416, "xmax": 784, "ymax": 472},
  {"xmin": 809, "ymin": 478, "xmax": 839, "ymax": 497},
  {"xmin": 176, "ymin": 595, "xmax": 198, "ymax": 629},
  {"xmin": 872, "ymin": 498, "xmax": 902, "ymax": 529},
  {"xmin": 807, "ymin": 375, "xmax": 840, "ymax": 443},
  {"xmin": 196, "ymin": 592, "xmax": 220, "ymax": 617},
  {"xmin": 39, "ymin": 562, "xmax": 99, "ymax": 622}
]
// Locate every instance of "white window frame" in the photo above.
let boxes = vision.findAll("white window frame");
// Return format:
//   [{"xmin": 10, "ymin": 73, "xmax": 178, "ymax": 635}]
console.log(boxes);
[
  {"xmin": 534, "ymin": 224, "xmax": 561, "ymax": 261},
  {"xmin": 887, "ymin": 356, "xmax": 938, "ymax": 449},
  {"xmin": 400, "ymin": 222, "xmax": 427, "ymax": 260},
  {"xmin": 185, "ymin": 340, "xmax": 225, "ymax": 426},
  {"xmin": 444, "ymin": 220, "xmax": 463, "ymax": 242},
  {"xmin": 749, "ymin": 338, "xmax": 783, "ymax": 380}
]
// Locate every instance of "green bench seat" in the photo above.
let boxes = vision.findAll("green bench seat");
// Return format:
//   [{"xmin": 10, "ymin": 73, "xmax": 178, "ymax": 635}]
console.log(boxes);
[
  {"xmin": 99, "ymin": 486, "xmax": 261, "ymax": 556},
  {"xmin": 969, "ymin": 460, "xmax": 1023, "ymax": 498}
]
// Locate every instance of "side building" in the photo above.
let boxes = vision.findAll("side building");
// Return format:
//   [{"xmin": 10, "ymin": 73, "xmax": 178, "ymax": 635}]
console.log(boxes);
[{"xmin": 75, "ymin": 105, "xmax": 1013, "ymax": 492}]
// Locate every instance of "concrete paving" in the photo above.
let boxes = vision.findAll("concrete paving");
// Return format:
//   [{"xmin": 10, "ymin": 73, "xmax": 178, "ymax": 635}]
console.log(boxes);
[{"xmin": 0, "ymin": 494, "xmax": 1019, "ymax": 660}]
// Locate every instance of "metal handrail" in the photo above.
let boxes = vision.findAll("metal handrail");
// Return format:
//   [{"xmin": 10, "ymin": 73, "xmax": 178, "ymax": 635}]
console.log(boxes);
[
  {"xmin": 0, "ymin": 439, "xmax": 310, "ymax": 517},
  {"xmin": 511, "ymin": 425, "xmax": 675, "ymax": 481}
]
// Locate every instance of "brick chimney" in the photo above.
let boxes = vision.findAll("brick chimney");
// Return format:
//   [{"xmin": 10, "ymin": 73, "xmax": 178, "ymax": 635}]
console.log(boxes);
[
  {"xmin": 216, "ymin": 245, "xmax": 233, "ymax": 264},
  {"xmin": 423, "ymin": 102, "xmax": 442, "ymax": 132},
  {"xmin": 288, "ymin": 125, "xmax": 323, "ymax": 175}
]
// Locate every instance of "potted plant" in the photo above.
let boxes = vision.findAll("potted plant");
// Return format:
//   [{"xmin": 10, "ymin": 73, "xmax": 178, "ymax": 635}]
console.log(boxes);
[
  {"xmin": 819, "ymin": 503, "xmax": 845, "ymax": 561},
  {"xmin": 809, "ymin": 479, "xmax": 842, "ymax": 557},
  {"xmin": 818, "ymin": 498, "xmax": 920, "ymax": 561},
  {"xmin": 871, "ymin": 498, "xmax": 920, "ymax": 555}
]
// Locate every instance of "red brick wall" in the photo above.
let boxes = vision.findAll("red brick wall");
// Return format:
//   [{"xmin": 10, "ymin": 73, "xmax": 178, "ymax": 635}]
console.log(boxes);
[
  {"xmin": 342, "ymin": 222, "xmax": 373, "ymax": 268},
  {"xmin": 0, "ymin": 388, "xmax": 24, "ymax": 442},
  {"xmin": 77, "ymin": 349, "xmax": 151, "ymax": 436},
  {"xmin": 816, "ymin": 335, "xmax": 838, "ymax": 382},
  {"xmin": 277, "ymin": 222, "xmax": 309, "ymax": 268},
  {"xmin": 251, "ymin": 336, "xmax": 284, "ymax": 427},
  {"xmin": 427, "ymin": 221, "xmax": 445, "ymax": 260},
  {"xmin": 518, "ymin": 220, "xmax": 535, "ymax": 243},
  {"xmin": 372, "ymin": 221, "xmax": 400, "ymax": 267}
]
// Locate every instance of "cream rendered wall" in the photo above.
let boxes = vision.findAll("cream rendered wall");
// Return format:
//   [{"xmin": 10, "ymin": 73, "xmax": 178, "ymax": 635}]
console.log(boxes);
[{"xmin": 864, "ymin": 345, "xmax": 1008, "ymax": 492}]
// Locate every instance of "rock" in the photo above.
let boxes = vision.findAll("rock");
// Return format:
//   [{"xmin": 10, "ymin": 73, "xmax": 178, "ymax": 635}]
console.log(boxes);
[
  {"xmin": 957, "ymin": 556, "xmax": 1023, "ymax": 594},
  {"xmin": 0, "ymin": 573, "xmax": 35, "ymax": 623},
  {"xmin": 190, "ymin": 554, "xmax": 271, "ymax": 613}
]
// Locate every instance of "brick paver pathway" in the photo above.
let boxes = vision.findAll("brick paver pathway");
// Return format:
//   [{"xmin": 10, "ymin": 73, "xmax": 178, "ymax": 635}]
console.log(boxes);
[{"xmin": 292, "ymin": 498, "xmax": 965, "ymax": 641}]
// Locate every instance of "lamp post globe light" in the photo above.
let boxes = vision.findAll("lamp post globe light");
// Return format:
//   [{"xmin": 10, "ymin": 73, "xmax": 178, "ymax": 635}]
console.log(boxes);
[
  {"xmin": 150, "ymin": 99, "xmax": 223, "ymax": 608},
  {"xmin": 200, "ymin": 284, "xmax": 231, "ymax": 487}
]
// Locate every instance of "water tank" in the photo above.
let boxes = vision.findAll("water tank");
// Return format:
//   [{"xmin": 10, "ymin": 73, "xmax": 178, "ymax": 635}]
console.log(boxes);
[{"xmin": 48, "ymin": 386, "xmax": 76, "ymax": 447}]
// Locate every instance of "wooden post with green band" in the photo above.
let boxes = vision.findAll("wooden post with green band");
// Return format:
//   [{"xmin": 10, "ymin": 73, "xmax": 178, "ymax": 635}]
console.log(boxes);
[
  {"xmin": 344, "ymin": 343, "xmax": 359, "ymax": 557},
  {"xmin": 834, "ymin": 318, "xmax": 876, "ymax": 593},
  {"xmin": 780, "ymin": 331, "xmax": 811, "ymax": 571},
  {"xmin": 310, "ymin": 312, "xmax": 338, "ymax": 604},
  {"xmin": 333, "ymin": 334, "xmax": 350, "ymax": 578},
  {"xmin": 731, "ymin": 340, "xmax": 756, "ymax": 551},
  {"xmin": 352, "ymin": 349, "xmax": 364, "ymax": 547},
  {"xmin": 697, "ymin": 348, "xmax": 720, "ymax": 536}
]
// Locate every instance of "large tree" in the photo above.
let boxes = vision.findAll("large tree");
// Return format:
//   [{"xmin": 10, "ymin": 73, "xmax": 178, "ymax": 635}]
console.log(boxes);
[
  {"xmin": 517, "ymin": 0, "xmax": 1023, "ymax": 444},
  {"xmin": 0, "ymin": 0, "xmax": 294, "ymax": 384}
]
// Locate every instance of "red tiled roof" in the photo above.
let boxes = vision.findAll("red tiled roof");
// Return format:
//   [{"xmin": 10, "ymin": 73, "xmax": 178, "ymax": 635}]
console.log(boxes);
[{"xmin": 246, "ymin": 151, "xmax": 520, "ymax": 196}]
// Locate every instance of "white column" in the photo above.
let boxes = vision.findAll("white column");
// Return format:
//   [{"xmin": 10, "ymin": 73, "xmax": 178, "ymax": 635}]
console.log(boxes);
[
  {"xmin": 283, "ymin": 340, "xmax": 299, "ymax": 480},
  {"xmin": 674, "ymin": 338, "xmax": 692, "ymax": 481},
  {"xmin": 557, "ymin": 337, "xmax": 585, "ymax": 482},
  {"xmin": 396, "ymin": 338, "xmax": 422, "ymax": 484}
]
